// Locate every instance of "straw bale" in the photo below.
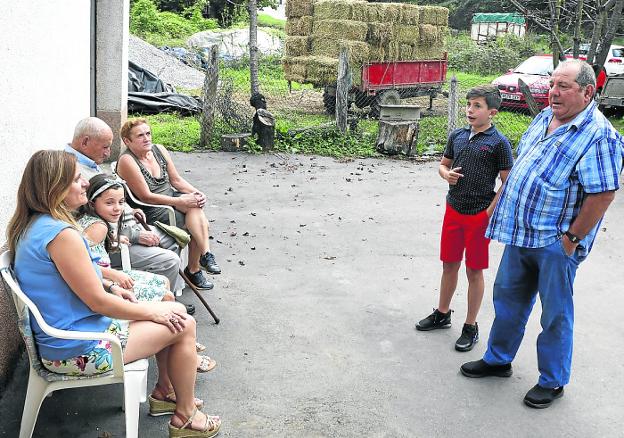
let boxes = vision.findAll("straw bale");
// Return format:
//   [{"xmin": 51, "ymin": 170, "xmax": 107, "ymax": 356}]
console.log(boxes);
[
  {"xmin": 368, "ymin": 44, "xmax": 386, "ymax": 62},
  {"xmin": 419, "ymin": 24, "xmax": 439, "ymax": 45},
  {"xmin": 367, "ymin": 22, "xmax": 394, "ymax": 45},
  {"xmin": 400, "ymin": 4, "xmax": 420, "ymax": 26},
  {"xmin": 313, "ymin": 0, "xmax": 352, "ymax": 20},
  {"xmin": 420, "ymin": 6, "xmax": 448, "ymax": 26},
  {"xmin": 376, "ymin": 3, "xmax": 403, "ymax": 23},
  {"xmin": 311, "ymin": 38, "xmax": 370, "ymax": 63},
  {"xmin": 284, "ymin": 36, "xmax": 311, "ymax": 57},
  {"xmin": 306, "ymin": 56, "xmax": 340, "ymax": 85},
  {"xmin": 412, "ymin": 45, "xmax": 446, "ymax": 60},
  {"xmin": 314, "ymin": 19, "xmax": 368, "ymax": 41},
  {"xmin": 282, "ymin": 56, "xmax": 308, "ymax": 83},
  {"xmin": 436, "ymin": 8, "xmax": 449, "ymax": 26},
  {"xmin": 351, "ymin": 2, "xmax": 370, "ymax": 21},
  {"xmin": 394, "ymin": 24, "xmax": 419, "ymax": 44},
  {"xmin": 285, "ymin": 0, "xmax": 314, "ymax": 18},
  {"xmin": 285, "ymin": 16, "xmax": 314, "ymax": 36},
  {"xmin": 385, "ymin": 42, "xmax": 401, "ymax": 62}
]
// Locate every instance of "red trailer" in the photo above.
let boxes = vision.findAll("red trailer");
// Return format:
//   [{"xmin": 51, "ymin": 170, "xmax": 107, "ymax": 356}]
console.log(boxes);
[{"xmin": 323, "ymin": 54, "xmax": 448, "ymax": 116}]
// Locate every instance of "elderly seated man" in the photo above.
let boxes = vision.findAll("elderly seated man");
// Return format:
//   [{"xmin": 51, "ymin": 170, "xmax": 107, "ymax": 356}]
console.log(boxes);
[{"xmin": 65, "ymin": 117, "xmax": 200, "ymax": 313}]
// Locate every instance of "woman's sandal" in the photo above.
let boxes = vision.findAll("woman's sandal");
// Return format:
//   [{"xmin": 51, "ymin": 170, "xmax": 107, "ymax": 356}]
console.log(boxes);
[
  {"xmin": 197, "ymin": 355, "xmax": 217, "ymax": 373},
  {"xmin": 168, "ymin": 407, "xmax": 221, "ymax": 438},
  {"xmin": 196, "ymin": 342, "xmax": 207, "ymax": 353},
  {"xmin": 149, "ymin": 385, "xmax": 204, "ymax": 417}
]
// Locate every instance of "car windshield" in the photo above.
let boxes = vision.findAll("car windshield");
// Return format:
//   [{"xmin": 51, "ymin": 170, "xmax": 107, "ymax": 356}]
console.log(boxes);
[
  {"xmin": 612, "ymin": 48, "xmax": 623, "ymax": 57},
  {"xmin": 513, "ymin": 57, "xmax": 554, "ymax": 76}
]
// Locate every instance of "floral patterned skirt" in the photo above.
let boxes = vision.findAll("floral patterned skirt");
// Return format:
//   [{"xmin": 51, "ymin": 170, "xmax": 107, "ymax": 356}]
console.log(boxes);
[
  {"xmin": 41, "ymin": 319, "xmax": 130, "ymax": 376},
  {"xmin": 127, "ymin": 269, "xmax": 168, "ymax": 302}
]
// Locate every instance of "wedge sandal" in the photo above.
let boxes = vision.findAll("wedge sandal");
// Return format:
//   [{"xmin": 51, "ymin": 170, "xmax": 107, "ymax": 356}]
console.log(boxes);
[
  {"xmin": 196, "ymin": 342, "xmax": 207, "ymax": 352},
  {"xmin": 149, "ymin": 387, "xmax": 204, "ymax": 417},
  {"xmin": 197, "ymin": 355, "xmax": 217, "ymax": 373},
  {"xmin": 168, "ymin": 407, "xmax": 221, "ymax": 438}
]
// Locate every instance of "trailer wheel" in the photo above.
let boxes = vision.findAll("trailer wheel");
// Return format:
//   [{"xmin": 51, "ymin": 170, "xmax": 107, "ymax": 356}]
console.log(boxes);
[
  {"xmin": 323, "ymin": 86, "xmax": 336, "ymax": 115},
  {"xmin": 370, "ymin": 89, "xmax": 401, "ymax": 118}
]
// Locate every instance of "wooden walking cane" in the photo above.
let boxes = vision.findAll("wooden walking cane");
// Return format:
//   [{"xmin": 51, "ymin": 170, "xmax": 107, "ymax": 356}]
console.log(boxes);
[{"xmin": 134, "ymin": 212, "xmax": 220, "ymax": 324}]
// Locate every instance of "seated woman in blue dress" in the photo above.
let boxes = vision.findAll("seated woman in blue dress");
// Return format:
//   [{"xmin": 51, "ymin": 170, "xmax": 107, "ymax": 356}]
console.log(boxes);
[{"xmin": 7, "ymin": 150, "xmax": 220, "ymax": 437}]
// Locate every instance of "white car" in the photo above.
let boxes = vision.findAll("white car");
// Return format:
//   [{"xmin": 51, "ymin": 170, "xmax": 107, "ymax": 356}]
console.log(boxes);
[{"xmin": 565, "ymin": 44, "xmax": 624, "ymax": 76}]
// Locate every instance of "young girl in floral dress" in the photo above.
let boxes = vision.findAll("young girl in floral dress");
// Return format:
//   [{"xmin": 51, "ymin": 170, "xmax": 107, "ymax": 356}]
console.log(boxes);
[{"xmin": 78, "ymin": 174, "xmax": 216, "ymax": 376}]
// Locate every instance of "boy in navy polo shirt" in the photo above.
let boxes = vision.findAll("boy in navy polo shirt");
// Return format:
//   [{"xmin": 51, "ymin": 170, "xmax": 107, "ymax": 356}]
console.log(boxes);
[{"xmin": 416, "ymin": 85, "xmax": 513, "ymax": 352}]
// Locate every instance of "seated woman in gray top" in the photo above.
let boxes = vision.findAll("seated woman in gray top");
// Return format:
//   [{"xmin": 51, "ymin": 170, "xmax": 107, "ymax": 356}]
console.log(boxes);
[
  {"xmin": 116, "ymin": 118, "xmax": 220, "ymax": 291},
  {"xmin": 8, "ymin": 150, "xmax": 220, "ymax": 437}
]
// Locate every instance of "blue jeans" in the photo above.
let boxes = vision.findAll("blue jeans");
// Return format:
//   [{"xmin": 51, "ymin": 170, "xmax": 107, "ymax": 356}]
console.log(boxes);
[{"xmin": 483, "ymin": 240, "xmax": 584, "ymax": 388}]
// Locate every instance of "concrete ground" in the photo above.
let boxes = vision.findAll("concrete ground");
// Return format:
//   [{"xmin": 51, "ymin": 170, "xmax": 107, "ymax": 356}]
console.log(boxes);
[{"xmin": 1, "ymin": 151, "xmax": 623, "ymax": 437}]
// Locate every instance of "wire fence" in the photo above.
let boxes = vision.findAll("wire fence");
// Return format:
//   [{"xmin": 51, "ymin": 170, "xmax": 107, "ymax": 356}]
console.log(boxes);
[{"xmin": 198, "ymin": 51, "xmax": 532, "ymax": 156}]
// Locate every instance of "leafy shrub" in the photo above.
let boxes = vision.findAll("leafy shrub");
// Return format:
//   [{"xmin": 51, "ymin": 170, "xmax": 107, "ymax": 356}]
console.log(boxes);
[
  {"xmin": 130, "ymin": 0, "xmax": 218, "ymax": 46},
  {"xmin": 447, "ymin": 32, "xmax": 548, "ymax": 76}
]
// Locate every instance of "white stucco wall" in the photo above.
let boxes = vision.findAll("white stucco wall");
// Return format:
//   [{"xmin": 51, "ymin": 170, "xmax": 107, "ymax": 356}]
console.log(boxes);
[{"xmin": 0, "ymin": 2, "xmax": 92, "ymax": 237}]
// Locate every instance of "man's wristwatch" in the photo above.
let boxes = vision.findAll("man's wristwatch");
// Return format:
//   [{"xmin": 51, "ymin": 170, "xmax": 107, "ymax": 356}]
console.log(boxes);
[
  {"xmin": 106, "ymin": 282, "xmax": 119, "ymax": 293},
  {"xmin": 564, "ymin": 231, "xmax": 582, "ymax": 244}
]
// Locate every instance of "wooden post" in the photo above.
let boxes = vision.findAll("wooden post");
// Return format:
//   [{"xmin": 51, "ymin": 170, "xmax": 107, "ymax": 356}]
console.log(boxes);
[
  {"xmin": 518, "ymin": 78, "xmax": 540, "ymax": 117},
  {"xmin": 199, "ymin": 44, "xmax": 219, "ymax": 148},
  {"xmin": 447, "ymin": 75, "xmax": 458, "ymax": 135},
  {"xmin": 336, "ymin": 47, "xmax": 352, "ymax": 134},
  {"xmin": 376, "ymin": 120, "xmax": 419, "ymax": 156},
  {"xmin": 249, "ymin": 0, "xmax": 260, "ymax": 96}
]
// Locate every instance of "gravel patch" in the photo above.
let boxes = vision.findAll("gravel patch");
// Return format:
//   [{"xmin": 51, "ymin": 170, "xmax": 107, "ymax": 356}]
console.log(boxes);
[{"xmin": 128, "ymin": 35, "xmax": 206, "ymax": 90}]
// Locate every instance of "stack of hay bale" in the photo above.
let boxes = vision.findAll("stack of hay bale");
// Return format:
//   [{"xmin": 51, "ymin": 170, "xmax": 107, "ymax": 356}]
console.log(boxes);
[{"xmin": 283, "ymin": 0, "xmax": 448, "ymax": 86}]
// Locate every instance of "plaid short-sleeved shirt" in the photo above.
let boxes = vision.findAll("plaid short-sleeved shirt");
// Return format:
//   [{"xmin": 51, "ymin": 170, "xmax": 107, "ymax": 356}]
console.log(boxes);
[{"xmin": 486, "ymin": 101, "xmax": 624, "ymax": 257}]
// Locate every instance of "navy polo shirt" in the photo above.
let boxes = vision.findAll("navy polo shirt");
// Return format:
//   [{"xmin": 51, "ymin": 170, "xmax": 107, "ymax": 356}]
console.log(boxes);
[{"xmin": 443, "ymin": 125, "xmax": 514, "ymax": 215}]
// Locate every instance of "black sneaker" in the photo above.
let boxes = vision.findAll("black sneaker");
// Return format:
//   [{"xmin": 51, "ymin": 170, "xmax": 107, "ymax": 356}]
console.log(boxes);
[
  {"xmin": 523, "ymin": 384, "xmax": 564, "ymax": 409},
  {"xmin": 460, "ymin": 359, "xmax": 512, "ymax": 378},
  {"xmin": 180, "ymin": 302, "xmax": 196, "ymax": 315},
  {"xmin": 415, "ymin": 309, "xmax": 452, "ymax": 331},
  {"xmin": 455, "ymin": 322, "xmax": 479, "ymax": 352},
  {"xmin": 184, "ymin": 267, "xmax": 214, "ymax": 290},
  {"xmin": 200, "ymin": 252, "xmax": 221, "ymax": 274}
]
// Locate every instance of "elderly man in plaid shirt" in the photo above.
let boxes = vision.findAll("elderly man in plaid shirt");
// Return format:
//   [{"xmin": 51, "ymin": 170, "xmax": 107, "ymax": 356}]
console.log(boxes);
[{"xmin": 460, "ymin": 59, "xmax": 624, "ymax": 409}]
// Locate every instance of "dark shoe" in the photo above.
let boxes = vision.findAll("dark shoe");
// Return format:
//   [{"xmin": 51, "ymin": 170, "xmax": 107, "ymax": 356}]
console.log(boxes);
[
  {"xmin": 184, "ymin": 267, "xmax": 214, "ymax": 290},
  {"xmin": 182, "ymin": 303, "xmax": 196, "ymax": 315},
  {"xmin": 415, "ymin": 309, "xmax": 452, "ymax": 331},
  {"xmin": 455, "ymin": 322, "xmax": 479, "ymax": 352},
  {"xmin": 460, "ymin": 359, "xmax": 512, "ymax": 378},
  {"xmin": 524, "ymin": 384, "xmax": 564, "ymax": 409},
  {"xmin": 200, "ymin": 252, "xmax": 221, "ymax": 274}
]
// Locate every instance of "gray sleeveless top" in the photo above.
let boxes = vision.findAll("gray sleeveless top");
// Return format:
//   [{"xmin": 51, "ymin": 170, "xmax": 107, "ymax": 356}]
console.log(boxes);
[{"xmin": 119, "ymin": 145, "xmax": 184, "ymax": 226}]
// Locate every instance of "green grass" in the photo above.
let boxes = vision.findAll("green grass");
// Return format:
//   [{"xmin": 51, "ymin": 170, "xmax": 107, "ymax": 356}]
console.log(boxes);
[
  {"xmin": 142, "ymin": 114, "xmax": 200, "ymax": 152},
  {"xmin": 220, "ymin": 56, "xmax": 312, "ymax": 95},
  {"xmin": 609, "ymin": 114, "xmax": 624, "ymax": 133},
  {"xmin": 258, "ymin": 13, "xmax": 285, "ymax": 30}
]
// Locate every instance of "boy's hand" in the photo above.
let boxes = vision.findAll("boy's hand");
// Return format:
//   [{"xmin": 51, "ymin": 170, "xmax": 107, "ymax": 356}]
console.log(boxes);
[{"xmin": 445, "ymin": 167, "xmax": 464, "ymax": 185}]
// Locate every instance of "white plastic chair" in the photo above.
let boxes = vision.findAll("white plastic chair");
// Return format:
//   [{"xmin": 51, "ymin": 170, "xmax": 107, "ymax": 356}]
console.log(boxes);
[
  {"xmin": 0, "ymin": 251, "xmax": 149, "ymax": 438},
  {"xmin": 110, "ymin": 161, "xmax": 188, "ymax": 296}
]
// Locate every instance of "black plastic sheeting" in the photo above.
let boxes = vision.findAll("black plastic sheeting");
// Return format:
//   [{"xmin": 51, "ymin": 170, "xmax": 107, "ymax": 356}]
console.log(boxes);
[
  {"xmin": 128, "ymin": 92, "xmax": 201, "ymax": 116},
  {"xmin": 128, "ymin": 61, "xmax": 201, "ymax": 115}
]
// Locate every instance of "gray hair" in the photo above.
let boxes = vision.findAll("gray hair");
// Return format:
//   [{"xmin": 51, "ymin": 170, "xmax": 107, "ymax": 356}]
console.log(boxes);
[
  {"xmin": 555, "ymin": 59, "xmax": 596, "ymax": 88},
  {"xmin": 72, "ymin": 117, "xmax": 112, "ymax": 142}
]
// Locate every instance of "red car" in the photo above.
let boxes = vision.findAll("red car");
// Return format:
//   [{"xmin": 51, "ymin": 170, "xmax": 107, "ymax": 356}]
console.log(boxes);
[{"xmin": 492, "ymin": 55, "xmax": 607, "ymax": 111}]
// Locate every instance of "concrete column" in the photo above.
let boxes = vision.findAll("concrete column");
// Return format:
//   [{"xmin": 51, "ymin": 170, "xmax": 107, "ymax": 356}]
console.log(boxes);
[{"xmin": 96, "ymin": 0, "xmax": 129, "ymax": 160}]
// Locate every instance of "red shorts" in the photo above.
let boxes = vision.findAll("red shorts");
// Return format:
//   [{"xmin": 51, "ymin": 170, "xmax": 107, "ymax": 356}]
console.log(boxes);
[{"xmin": 440, "ymin": 203, "xmax": 491, "ymax": 270}]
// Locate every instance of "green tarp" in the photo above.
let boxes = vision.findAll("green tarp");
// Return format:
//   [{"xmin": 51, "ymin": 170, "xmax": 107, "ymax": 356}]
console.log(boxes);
[{"xmin": 472, "ymin": 13, "xmax": 525, "ymax": 24}]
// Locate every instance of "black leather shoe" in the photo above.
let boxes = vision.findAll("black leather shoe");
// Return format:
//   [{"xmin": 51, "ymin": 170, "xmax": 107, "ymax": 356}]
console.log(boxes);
[
  {"xmin": 416, "ymin": 309, "xmax": 451, "ymax": 331},
  {"xmin": 184, "ymin": 267, "xmax": 214, "ymax": 290},
  {"xmin": 181, "ymin": 303, "xmax": 196, "ymax": 315},
  {"xmin": 460, "ymin": 359, "xmax": 512, "ymax": 378},
  {"xmin": 455, "ymin": 322, "xmax": 479, "ymax": 352},
  {"xmin": 524, "ymin": 384, "xmax": 564, "ymax": 409},
  {"xmin": 200, "ymin": 252, "xmax": 221, "ymax": 274}
]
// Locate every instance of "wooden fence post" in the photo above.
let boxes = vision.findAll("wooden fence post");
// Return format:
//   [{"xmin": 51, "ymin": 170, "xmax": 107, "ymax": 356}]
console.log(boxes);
[
  {"xmin": 200, "ymin": 44, "xmax": 219, "ymax": 148},
  {"xmin": 447, "ymin": 75, "xmax": 458, "ymax": 136},
  {"xmin": 336, "ymin": 48, "xmax": 352, "ymax": 134}
]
